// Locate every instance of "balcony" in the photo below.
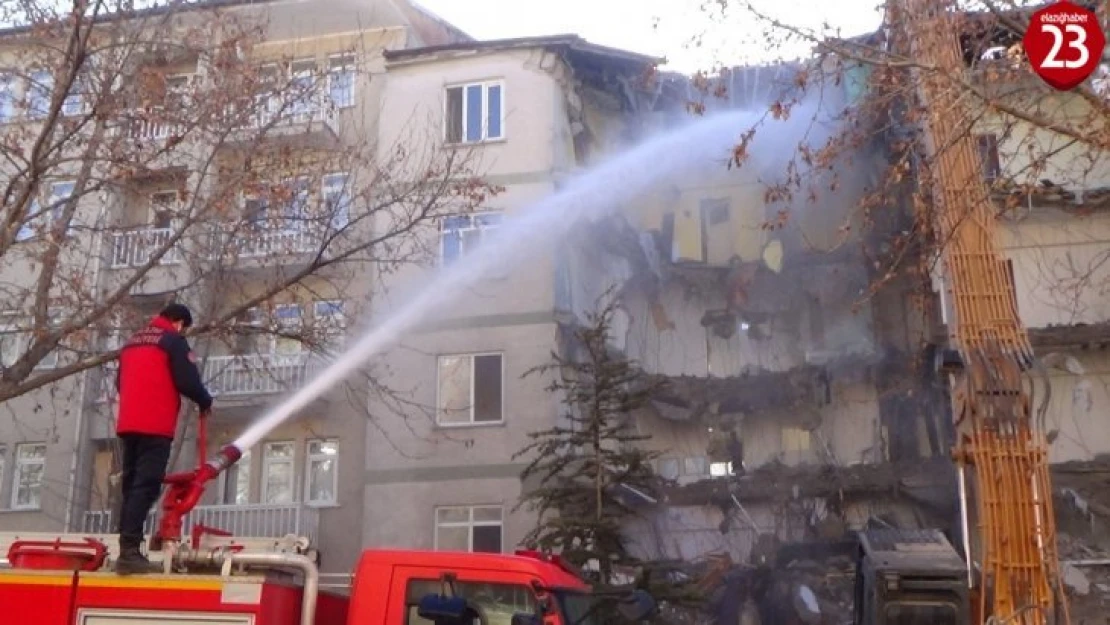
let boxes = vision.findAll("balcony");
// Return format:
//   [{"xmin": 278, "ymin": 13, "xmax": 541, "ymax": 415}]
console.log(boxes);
[
  {"xmin": 244, "ymin": 93, "xmax": 339, "ymax": 138},
  {"xmin": 210, "ymin": 223, "xmax": 319, "ymax": 261},
  {"xmin": 123, "ymin": 92, "xmax": 339, "ymax": 143},
  {"xmin": 111, "ymin": 227, "xmax": 183, "ymax": 268},
  {"xmin": 82, "ymin": 502, "xmax": 320, "ymax": 544},
  {"xmin": 203, "ymin": 353, "xmax": 320, "ymax": 397}
]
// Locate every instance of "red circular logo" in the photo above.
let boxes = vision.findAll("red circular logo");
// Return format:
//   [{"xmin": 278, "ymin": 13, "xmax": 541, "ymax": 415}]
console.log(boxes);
[{"xmin": 1023, "ymin": 0, "xmax": 1106, "ymax": 91}]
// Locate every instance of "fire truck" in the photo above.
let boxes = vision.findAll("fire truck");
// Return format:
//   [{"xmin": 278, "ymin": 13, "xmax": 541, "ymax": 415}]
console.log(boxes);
[
  {"xmin": 0, "ymin": 531, "xmax": 652, "ymax": 625},
  {"xmin": 0, "ymin": 419, "xmax": 655, "ymax": 624}
]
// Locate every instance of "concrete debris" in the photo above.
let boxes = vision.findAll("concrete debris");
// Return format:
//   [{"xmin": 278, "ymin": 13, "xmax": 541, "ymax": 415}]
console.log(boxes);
[{"xmin": 1062, "ymin": 562, "xmax": 1091, "ymax": 596}]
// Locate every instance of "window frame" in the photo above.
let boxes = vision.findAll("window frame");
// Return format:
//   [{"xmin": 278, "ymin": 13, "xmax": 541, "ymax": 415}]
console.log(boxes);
[
  {"xmin": 327, "ymin": 54, "xmax": 356, "ymax": 109},
  {"xmin": 219, "ymin": 449, "xmax": 252, "ymax": 505},
  {"xmin": 261, "ymin": 440, "xmax": 296, "ymax": 504},
  {"xmin": 442, "ymin": 79, "xmax": 505, "ymax": 145},
  {"xmin": 435, "ymin": 351, "xmax": 505, "ymax": 427},
  {"xmin": 433, "ymin": 504, "xmax": 504, "ymax": 553},
  {"xmin": 11, "ymin": 442, "xmax": 46, "ymax": 511},
  {"xmin": 304, "ymin": 438, "xmax": 339, "ymax": 506},
  {"xmin": 438, "ymin": 210, "xmax": 504, "ymax": 266},
  {"xmin": 321, "ymin": 172, "xmax": 351, "ymax": 230}
]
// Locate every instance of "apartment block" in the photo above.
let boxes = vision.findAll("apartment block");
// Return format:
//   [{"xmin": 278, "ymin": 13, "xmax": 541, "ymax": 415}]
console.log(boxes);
[
  {"xmin": 362, "ymin": 35, "xmax": 662, "ymax": 554},
  {"xmin": 0, "ymin": 0, "xmax": 471, "ymax": 577},
  {"xmin": 0, "ymin": 0, "xmax": 1108, "ymax": 586}
]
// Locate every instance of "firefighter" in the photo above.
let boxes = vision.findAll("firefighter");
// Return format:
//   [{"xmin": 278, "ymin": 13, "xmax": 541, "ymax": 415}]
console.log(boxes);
[{"xmin": 114, "ymin": 303, "xmax": 213, "ymax": 574}]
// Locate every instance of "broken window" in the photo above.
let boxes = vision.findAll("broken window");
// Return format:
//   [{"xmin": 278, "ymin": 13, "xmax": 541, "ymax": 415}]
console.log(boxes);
[
  {"xmin": 445, "ymin": 80, "xmax": 504, "ymax": 144},
  {"xmin": 437, "ymin": 353, "xmax": 503, "ymax": 425},
  {"xmin": 440, "ymin": 212, "xmax": 503, "ymax": 265},
  {"xmin": 976, "ymin": 134, "xmax": 1001, "ymax": 182}
]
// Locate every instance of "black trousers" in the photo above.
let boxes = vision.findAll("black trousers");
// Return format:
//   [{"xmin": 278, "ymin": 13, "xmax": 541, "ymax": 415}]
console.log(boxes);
[{"xmin": 117, "ymin": 433, "xmax": 173, "ymax": 550}]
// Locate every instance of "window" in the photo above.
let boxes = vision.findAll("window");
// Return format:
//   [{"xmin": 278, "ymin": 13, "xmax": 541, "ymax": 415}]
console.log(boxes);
[
  {"xmin": 782, "ymin": 427, "xmax": 812, "ymax": 454},
  {"xmin": 434, "ymin": 505, "xmax": 503, "ymax": 553},
  {"xmin": 12, "ymin": 443, "xmax": 46, "ymax": 510},
  {"xmin": 406, "ymin": 578, "xmax": 536, "ymax": 625},
  {"xmin": 150, "ymin": 191, "xmax": 179, "ymax": 228},
  {"xmin": 27, "ymin": 69, "xmax": 52, "ymax": 118},
  {"xmin": 445, "ymin": 80, "xmax": 503, "ymax": 144},
  {"xmin": 440, "ymin": 212, "xmax": 503, "ymax": 265},
  {"xmin": 279, "ymin": 176, "xmax": 310, "ymax": 229},
  {"xmin": 328, "ymin": 55, "xmax": 355, "ymax": 109},
  {"xmin": 272, "ymin": 303, "xmax": 303, "ymax": 354},
  {"xmin": 305, "ymin": 439, "xmax": 338, "ymax": 504},
  {"xmin": 314, "ymin": 299, "xmax": 346, "ymax": 351},
  {"xmin": 34, "ymin": 309, "xmax": 65, "ymax": 369},
  {"xmin": 290, "ymin": 60, "xmax": 316, "ymax": 117},
  {"xmin": 62, "ymin": 73, "xmax": 87, "ymax": 117},
  {"xmin": 0, "ymin": 74, "xmax": 14, "ymax": 121},
  {"xmin": 16, "ymin": 181, "xmax": 76, "ymax": 241},
  {"xmin": 0, "ymin": 316, "xmax": 23, "ymax": 368},
  {"xmin": 656, "ymin": 458, "xmax": 679, "ymax": 480},
  {"xmin": 322, "ymin": 173, "xmax": 350, "ymax": 230},
  {"xmin": 262, "ymin": 441, "xmax": 295, "ymax": 503},
  {"xmin": 221, "ymin": 449, "xmax": 251, "ymax": 505},
  {"xmin": 976, "ymin": 134, "xmax": 1001, "ymax": 182},
  {"xmin": 709, "ymin": 461, "xmax": 734, "ymax": 477},
  {"xmin": 683, "ymin": 456, "xmax": 708, "ymax": 476},
  {"xmin": 437, "ymin": 353, "xmax": 503, "ymax": 425}
]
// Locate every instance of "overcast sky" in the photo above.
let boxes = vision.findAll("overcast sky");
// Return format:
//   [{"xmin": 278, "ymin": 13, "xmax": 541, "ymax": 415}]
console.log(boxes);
[{"xmin": 416, "ymin": 0, "xmax": 884, "ymax": 73}]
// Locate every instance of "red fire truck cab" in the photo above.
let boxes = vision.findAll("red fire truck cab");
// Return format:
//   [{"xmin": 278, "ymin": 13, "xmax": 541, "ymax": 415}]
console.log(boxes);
[{"xmin": 0, "ymin": 533, "xmax": 655, "ymax": 625}]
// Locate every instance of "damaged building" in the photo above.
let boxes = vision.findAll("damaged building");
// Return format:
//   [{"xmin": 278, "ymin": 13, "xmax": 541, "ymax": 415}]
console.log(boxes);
[{"xmin": 557, "ymin": 62, "xmax": 958, "ymax": 571}]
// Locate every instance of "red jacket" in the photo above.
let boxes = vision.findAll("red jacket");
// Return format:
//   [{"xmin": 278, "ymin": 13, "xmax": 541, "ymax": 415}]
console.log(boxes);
[{"xmin": 116, "ymin": 315, "xmax": 213, "ymax": 438}]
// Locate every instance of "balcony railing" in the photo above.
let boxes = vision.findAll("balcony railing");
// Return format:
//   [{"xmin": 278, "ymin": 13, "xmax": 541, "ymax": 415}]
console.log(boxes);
[
  {"xmin": 82, "ymin": 502, "xmax": 319, "ymax": 544},
  {"xmin": 203, "ymin": 353, "xmax": 319, "ymax": 397},
  {"xmin": 247, "ymin": 94, "xmax": 338, "ymax": 136},
  {"xmin": 210, "ymin": 223, "xmax": 319, "ymax": 260},
  {"xmin": 111, "ymin": 227, "xmax": 182, "ymax": 268}
]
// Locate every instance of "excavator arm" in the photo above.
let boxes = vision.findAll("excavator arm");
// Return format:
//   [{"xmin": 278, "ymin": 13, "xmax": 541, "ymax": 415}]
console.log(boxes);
[{"xmin": 879, "ymin": 1, "xmax": 1071, "ymax": 623}]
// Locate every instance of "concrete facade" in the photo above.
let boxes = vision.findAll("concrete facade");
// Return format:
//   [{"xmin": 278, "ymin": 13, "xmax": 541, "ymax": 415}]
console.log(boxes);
[{"xmin": 0, "ymin": 0, "xmax": 470, "ymax": 577}]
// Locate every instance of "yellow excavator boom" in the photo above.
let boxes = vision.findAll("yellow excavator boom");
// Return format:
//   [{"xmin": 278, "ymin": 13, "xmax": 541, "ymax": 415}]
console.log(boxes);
[{"xmin": 895, "ymin": 0, "xmax": 1069, "ymax": 623}]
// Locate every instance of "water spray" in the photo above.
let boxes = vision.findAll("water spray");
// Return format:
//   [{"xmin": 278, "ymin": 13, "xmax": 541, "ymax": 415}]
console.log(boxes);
[
  {"xmin": 213, "ymin": 104, "xmax": 830, "ymax": 485},
  {"xmin": 227, "ymin": 110, "xmax": 779, "ymax": 455}
]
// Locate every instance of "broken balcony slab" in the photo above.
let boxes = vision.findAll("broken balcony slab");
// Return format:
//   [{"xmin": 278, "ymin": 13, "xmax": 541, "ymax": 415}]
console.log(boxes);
[
  {"xmin": 660, "ymin": 458, "xmax": 957, "ymax": 508},
  {"xmin": 1029, "ymin": 322, "xmax": 1110, "ymax": 350}
]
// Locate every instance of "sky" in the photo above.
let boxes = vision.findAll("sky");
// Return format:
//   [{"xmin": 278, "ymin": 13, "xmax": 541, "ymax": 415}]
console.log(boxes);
[{"xmin": 416, "ymin": 0, "xmax": 885, "ymax": 74}]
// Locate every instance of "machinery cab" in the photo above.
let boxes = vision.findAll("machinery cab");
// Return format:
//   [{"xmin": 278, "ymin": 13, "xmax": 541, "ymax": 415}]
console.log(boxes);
[{"xmin": 852, "ymin": 529, "xmax": 970, "ymax": 625}]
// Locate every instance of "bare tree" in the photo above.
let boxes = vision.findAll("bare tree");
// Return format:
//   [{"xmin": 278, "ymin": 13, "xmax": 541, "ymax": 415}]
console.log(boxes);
[
  {"xmin": 671, "ymin": 0, "xmax": 1110, "ymax": 317},
  {"xmin": 0, "ymin": 0, "xmax": 496, "ymax": 405},
  {"xmin": 0, "ymin": 0, "xmax": 499, "ymax": 522}
]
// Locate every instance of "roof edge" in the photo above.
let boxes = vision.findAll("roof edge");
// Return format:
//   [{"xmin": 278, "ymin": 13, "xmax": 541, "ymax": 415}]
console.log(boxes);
[{"xmin": 383, "ymin": 33, "xmax": 664, "ymax": 66}]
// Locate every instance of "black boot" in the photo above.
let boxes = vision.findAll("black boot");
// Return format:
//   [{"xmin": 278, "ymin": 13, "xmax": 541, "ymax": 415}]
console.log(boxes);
[{"xmin": 114, "ymin": 546, "xmax": 156, "ymax": 575}]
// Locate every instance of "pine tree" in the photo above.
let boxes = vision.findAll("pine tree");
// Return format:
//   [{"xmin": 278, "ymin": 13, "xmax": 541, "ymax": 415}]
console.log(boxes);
[{"xmin": 513, "ymin": 293, "xmax": 666, "ymax": 586}]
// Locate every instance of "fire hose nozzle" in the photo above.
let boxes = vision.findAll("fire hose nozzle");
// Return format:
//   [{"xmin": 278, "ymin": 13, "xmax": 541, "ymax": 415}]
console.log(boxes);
[{"xmin": 154, "ymin": 444, "xmax": 244, "ymax": 549}]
